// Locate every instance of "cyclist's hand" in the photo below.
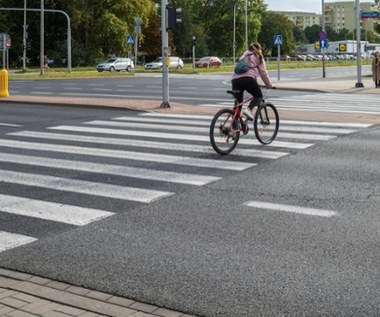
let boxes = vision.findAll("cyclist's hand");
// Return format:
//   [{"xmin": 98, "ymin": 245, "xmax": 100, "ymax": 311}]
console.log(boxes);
[{"xmin": 268, "ymin": 85, "xmax": 276, "ymax": 89}]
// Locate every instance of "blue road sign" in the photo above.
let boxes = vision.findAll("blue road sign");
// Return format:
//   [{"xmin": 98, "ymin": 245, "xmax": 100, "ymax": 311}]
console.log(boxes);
[
  {"xmin": 126, "ymin": 35, "xmax": 134, "ymax": 45},
  {"xmin": 319, "ymin": 39, "xmax": 328, "ymax": 49},
  {"xmin": 360, "ymin": 11, "xmax": 380, "ymax": 20},
  {"xmin": 273, "ymin": 34, "xmax": 283, "ymax": 46}
]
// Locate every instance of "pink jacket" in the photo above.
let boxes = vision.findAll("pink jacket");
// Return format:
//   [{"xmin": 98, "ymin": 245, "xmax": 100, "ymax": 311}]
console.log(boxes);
[{"xmin": 232, "ymin": 50, "xmax": 273, "ymax": 88}]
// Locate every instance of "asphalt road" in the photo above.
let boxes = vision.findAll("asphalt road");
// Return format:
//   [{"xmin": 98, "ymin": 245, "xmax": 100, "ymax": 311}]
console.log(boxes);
[
  {"xmin": 8, "ymin": 65, "xmax": 372, "ymax": 106},
  {"xmin": 0, "ymin": 102, "xmax": 379, "ymax": 317}
]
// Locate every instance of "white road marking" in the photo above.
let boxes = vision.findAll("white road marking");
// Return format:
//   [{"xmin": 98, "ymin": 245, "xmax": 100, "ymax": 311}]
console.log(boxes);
[
  {"xmin": 9, "ymin": 131, "xmax": 289, "ymax": 159},
  {"xmin": 0, "ymin": 139, "xmax": 254, "ymax": 171},
  {"xmin": 244, "ymin": 201, "xmax": 337, "ymax": 217},
  {"xmin": 0, "ymin": 194, "xmax": 114, "ymax": 226},
  {"xmin": 0, "ymin": 170, "xmax": 173, "ymax": 203},
  {"xmin": 0, "ymin": 152, "xmax": 220, "ymax": 186},
  {"xmin": 0, "ymin": 231, "xmax": 37, "ymax": 253}
]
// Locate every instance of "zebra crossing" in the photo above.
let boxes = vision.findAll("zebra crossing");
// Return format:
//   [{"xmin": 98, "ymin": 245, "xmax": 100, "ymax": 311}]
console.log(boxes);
[
  {"xmin": 198, "ymin": 93, "xmax": 380, "ymax": 115},
  {"xmin": 0, "ymin": 112, "xmax": 372, "ymax": 254}
]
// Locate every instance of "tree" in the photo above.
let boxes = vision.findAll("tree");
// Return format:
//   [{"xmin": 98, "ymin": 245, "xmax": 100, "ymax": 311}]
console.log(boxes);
[
  {"xmin": 304, "ymin": 24, "xmax": 322, "ymax": 44},
  {"xmin": 258, "ymin": 11, "xmax": 295, "ymax": 56},
  {"xmin": 293, "ymin": 26, "xmax": 306, "ymax": 45}
]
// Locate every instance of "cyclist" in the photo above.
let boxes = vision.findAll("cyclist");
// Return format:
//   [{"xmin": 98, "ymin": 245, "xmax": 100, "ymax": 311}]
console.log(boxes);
[{"xmin": 232, "ymin": 43, "xmax": 274, "ymax": 120}]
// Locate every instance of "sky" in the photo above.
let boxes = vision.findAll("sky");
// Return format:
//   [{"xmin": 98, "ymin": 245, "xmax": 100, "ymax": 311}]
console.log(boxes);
[{"xmin": 265, "ymin": 0, "xmax": 353, "ymax": 14}]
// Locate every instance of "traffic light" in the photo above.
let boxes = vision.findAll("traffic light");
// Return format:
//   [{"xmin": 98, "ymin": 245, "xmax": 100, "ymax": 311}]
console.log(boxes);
[
  {"xmin": 192, "ymin": 37, "xmax": 196, "ymax": 47},
  {"xmin": 167, "ymin": 6, "xmax": 182, "ymax": 30}
]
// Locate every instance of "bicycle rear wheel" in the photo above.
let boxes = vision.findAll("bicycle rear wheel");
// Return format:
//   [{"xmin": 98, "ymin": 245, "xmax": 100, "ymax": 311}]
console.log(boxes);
[
  {"xmin": 254, "ymin": 103, "xmax": 279, "ymax": 144},
  {"xmin": 210, "ymin": 108, "xmax": 240, "ymax": 155}
]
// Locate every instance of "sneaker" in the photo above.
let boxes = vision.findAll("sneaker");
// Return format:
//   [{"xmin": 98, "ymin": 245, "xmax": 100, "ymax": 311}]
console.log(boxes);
[{"xmin": 243, "ymin": 108, "xmax": 254, "ymax": 121}]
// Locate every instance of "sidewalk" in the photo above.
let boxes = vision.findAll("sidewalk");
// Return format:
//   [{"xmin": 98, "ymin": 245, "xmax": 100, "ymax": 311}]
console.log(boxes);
[
  {"xmin": 0, "ymin": 268, "xmax": 196, "ymax": 317},
  {"xmin": 0, "ymin": 74, "xmax": 379, "ymax": 317}
]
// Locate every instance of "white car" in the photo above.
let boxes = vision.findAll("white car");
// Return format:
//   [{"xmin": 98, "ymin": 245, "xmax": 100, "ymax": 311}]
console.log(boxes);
[
  {"xmin": 96, "ymin": 58, "xmax": 134, "ymax": 72},
  {"xmin": 144, "ymin": 57, "xmax": 184, "ymax": 70}
]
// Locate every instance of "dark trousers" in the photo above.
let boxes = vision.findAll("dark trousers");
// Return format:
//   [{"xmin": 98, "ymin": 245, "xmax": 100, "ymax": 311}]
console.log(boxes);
[{"xmin": 232, "ymin": 77, "xmax": 262, "ymax": 109}]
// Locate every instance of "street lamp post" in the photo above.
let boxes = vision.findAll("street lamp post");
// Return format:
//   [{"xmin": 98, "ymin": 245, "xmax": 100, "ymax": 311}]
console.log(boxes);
[
  {"xmin": 161, "ymin": 0, "xmax": 170, "ymax": 108},
  {"xmin": 192, "ymin": 36, "xmax": 196, "ymax": 72},
  {"xmin": 23, "ymin": 0, "xmax": 27, "ymax": 70},
  {"xmin": 355, "ymin": 0, "xmax": 364, "ymax": 87},
  {"xmin": 322, "ymin": 0, "xmax": 326, "ymax": 78},
  {"xmin": 233, "ymin": 2, "xmax": 236, "ymax": 63},
  {"xmin": 245, "ymin": 0, "xmax": 248, "ymax": 48},
  {"xmin": 40, "ymin": 0, "xmax": 44, "ymax": 75}
]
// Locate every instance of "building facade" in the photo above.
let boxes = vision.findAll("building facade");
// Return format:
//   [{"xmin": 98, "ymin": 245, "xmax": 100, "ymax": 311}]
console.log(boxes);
[
  {"xmin": 273, "ymin": 1, "xmax": 377, "ymax": 32},
  {"xmin": 324, "ymin": 1, "xmax": 375, "ymax": 32},
  {"xmin": 275, "ymin": 11, "xmax": 322, "ymax": 29}
]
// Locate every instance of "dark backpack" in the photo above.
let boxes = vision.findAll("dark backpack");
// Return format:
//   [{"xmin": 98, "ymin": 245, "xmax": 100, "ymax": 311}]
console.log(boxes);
[{"xmin": 234, "ymin": 53, "xmax": 254, "ymax": 74}]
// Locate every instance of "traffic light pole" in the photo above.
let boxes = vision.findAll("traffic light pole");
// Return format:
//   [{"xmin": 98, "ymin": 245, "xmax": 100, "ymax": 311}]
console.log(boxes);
[
  {"xmin": 0, "ymin": 7, "xmax": 72, "ymax": 73},
  {"xmin": 160, "ymin": 0, "xmax": 170, "ymax": 108}
]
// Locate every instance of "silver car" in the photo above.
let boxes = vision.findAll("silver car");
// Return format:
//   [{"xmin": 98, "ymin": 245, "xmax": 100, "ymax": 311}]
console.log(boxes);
[
  {"xmin": 96, "ymin": 58, "xmax": 134, "ymax": 72},
  {"xmin": 144, "ymin": 57, "xmax": 184, "ymax": 70}
]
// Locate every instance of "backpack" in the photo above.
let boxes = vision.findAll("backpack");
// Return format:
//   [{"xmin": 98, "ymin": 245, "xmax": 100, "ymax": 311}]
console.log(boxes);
[{"xmin": 234, "ymin": 53, "xmax": 254, "ymax": 74}]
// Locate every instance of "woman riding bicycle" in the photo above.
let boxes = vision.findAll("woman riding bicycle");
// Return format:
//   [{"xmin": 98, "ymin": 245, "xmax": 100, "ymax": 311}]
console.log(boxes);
[{"xmin": 232, "ymin": 43, "xmax": 274, "ymax": 120}]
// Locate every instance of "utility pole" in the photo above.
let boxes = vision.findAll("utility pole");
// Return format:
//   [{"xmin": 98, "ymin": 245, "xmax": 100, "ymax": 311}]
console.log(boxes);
[
  {"xmin": 161, "ymin": 0, "xmax": 170, "ymax": 108},
  {"xmin": 23, "ymin": 0, "xmax": 27, "ymax": 70},
  {"xmin": 355, "ymin": 0, "xmax": 364, "ymax": 87},
  {"xmin": 245, "ymin": 0, "xmax": 248, "ymax": 48},
  {"xmin": 192, "ymin": 36, "xmax": 196, "ymax": 72},
  {"xmin": 233, "ymin": 2, "xmax": 236, "ymax": 64},
  {"xmin": 40, "ymin": 0, "xmax": 44, "ymax": 75},
  {"xmin": 134, "ymin": 17, "xmax": 142, "ymax": 69},
  {"xmin": 322, "ymin": 0, "xmax": 326, "ymax": 78}
]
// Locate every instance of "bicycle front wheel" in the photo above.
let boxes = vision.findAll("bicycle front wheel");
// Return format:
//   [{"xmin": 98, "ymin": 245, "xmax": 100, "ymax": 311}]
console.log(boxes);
[
  {"xmin": 210, "ymin": 108, "xmax": 240, "ymax": 155},
  {"xmin": 254, "ymin": 103, "xmax": 279, "ymax": 144}
]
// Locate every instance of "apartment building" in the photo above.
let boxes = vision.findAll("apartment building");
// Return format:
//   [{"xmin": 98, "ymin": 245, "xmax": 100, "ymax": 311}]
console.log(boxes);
[
  {"xmin": 274, "ymin": 1, "xmax": 377, "ymax": 32},
  {"xmin": 324, "ymin": 1, "xmax": 375, "ymax": 32},
  {"xmin": 275, "ymin": 11, "xmax": 322, "ymax": 29}
]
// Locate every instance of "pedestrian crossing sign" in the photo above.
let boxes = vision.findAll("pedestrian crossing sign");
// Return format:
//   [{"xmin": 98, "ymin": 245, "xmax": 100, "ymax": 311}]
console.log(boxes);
[
  {"xmin": 126, "ymin": 35, "xmax": 134, "ymax": 45},
  {"xmin": 273, "ymin": 34, "xmax": 283, "ymax": 46}
]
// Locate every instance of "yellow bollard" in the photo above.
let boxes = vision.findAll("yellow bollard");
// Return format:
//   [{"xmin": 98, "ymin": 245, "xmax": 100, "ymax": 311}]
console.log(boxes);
[{"xmin": 0, "ymin": 69, "xmax": 9, "ymax": 97}]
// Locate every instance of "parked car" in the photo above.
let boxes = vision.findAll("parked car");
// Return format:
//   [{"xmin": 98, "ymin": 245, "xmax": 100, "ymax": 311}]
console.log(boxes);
[
  {"xmin": 96, "ymin": 58, "xmax": 134, "ymax": 72},
  {"xmin": 144, "ymin": 57, "xmax": 184, "ymax": 70},
  {"xmin": 195, "ymin": 56, "xmax": 222, "ymax": 68}
]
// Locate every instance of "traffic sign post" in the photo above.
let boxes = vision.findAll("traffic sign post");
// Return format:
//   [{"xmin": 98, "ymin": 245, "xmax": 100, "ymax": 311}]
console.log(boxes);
[
  {"xmin": 319, "ymin": 31, "xmax": 327, "ymax": 78},
  {"xmin": 0, "ymin": 33, "xmax": 11, "ymax": 70},
  {"xmin": 134, "ymin": 17, "xmax": 142, "ymax": 70},
  {"xmin": 273, "ymin": 34, "xmax": 283, "ymax": 81}
]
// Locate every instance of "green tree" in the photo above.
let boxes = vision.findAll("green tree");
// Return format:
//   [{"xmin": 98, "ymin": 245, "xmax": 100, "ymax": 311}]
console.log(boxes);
[
  {"xmin": 258, "ymin": 11, "xmax": 295, "ymax": 56},
  {"xmin": 336, "ymin": 28, "xmax": 353, "ymax": 41},
  {"xmin": 304, "ymin": 24, "xmax": 322, "ymax": 44},
  {"xmin": 293, "ymin": 26, "xmax": 306, "ymax": 45}
]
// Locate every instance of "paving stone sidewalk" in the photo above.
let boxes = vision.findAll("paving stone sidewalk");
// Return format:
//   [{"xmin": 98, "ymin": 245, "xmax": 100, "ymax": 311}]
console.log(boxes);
[{"xmin": 0, "ymin": 269, "xmax": 197, "ymax": 317}]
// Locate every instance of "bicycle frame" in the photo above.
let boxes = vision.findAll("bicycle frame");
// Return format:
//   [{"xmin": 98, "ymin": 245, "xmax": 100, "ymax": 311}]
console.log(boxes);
[{"xmin": 209, "ymin": 88, "xmax": 279, "ymax": 155}]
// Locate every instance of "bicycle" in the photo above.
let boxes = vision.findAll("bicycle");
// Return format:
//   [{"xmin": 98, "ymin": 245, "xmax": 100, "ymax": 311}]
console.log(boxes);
[{"xmin": 209, "ymin": 87, "xmax": 279, "ymax": 155}]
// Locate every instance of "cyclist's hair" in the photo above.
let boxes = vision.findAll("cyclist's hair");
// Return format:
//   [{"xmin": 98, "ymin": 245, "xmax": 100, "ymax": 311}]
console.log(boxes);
[{"xmin": 249, "ymin": 43, "xmax": 263, "ymax": 64}]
